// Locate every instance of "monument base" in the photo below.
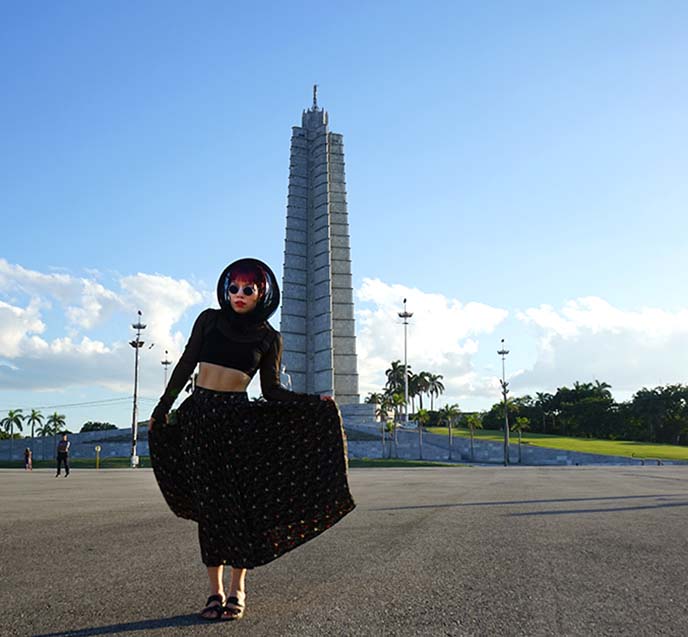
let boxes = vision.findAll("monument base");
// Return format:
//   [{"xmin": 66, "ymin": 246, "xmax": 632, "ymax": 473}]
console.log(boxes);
[{"xmin": 340, "ymin": 403, "xmax": 376, "ymax": 426}]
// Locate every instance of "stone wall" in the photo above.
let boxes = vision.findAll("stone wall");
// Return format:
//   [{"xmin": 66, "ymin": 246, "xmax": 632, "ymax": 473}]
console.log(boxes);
[
  {"xmin": 3, "ymin": 420, "xmax": 682, "ymax": 466},
  {"xmin": 344, "ymin": 423, "xmax": 684, "ymax": 466},
  {"xmin": 0, "ymin": 427, "xmax": 147, "ymax": 462}
]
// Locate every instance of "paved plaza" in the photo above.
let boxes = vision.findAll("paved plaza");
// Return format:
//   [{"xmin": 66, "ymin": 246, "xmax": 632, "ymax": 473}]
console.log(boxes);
[{"xmin": 1, "ymin": 465, "xmax": 687, "ymax": 636}]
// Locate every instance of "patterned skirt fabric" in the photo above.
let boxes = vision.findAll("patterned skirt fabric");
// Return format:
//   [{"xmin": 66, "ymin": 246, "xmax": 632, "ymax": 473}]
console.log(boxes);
[{"xmin": 149, "ymin": 387, "xmax": 356, "ymax": 569}]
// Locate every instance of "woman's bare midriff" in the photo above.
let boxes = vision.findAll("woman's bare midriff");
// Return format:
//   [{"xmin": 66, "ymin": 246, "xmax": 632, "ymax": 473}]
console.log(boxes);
[{"xmin": 196, "ymin": 362, "xmax": 251, "ymax": 392}]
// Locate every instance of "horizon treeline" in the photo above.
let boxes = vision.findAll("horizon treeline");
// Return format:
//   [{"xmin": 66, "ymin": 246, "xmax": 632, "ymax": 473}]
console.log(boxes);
[
  {"xmin": 366, "ymin": 361, "xmax": 688, "ymax": 447},
  {"xmin": 481, "ymin": 381, "xmax": 688, "ymax": 446}
]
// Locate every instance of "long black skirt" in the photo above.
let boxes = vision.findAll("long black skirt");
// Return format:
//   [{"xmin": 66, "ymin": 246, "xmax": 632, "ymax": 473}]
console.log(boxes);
[{"xmin": 149, "ymin": 388, "xmax": 356, "ymax": 568}]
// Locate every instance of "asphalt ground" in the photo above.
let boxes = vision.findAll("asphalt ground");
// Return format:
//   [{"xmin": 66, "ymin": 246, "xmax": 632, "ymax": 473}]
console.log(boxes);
[{"xmin": 1, "ymin": 466, "xmax": 687, "ymax": 637}]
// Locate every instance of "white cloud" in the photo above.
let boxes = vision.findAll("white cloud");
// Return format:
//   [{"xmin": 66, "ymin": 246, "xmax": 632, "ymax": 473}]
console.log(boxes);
[
  {"xmin": 0, "ymin": 258, "xmax": 78, "ymax": 303},
  {"xmin": 120, "ymin": 272, "xmax": 205, "ymax": 353},
  {"xmin": 65, "ymin": 280, "xmax": 121, "ymax": 330},
  {"xmin": 0, "ymin": 260, "xmax": 207, "ymax": 396},
  {"xmin": 355, "ymin": 278, "xmax": 508, "ymax": 404},
  {"xmin": 0, "ymin": 258, "xmax": 123, "ymax": 331},
  {"xmin": 1, "ymin": 335, "xmax": 126, "ymax": 392},
  {"xmin": 2, "ymin": 261, "xmax": 684, "ymax": 414},
  {"xmin": 516, "ymin": 297, "xmax": 688, "ymax": 395},
  {"xmin": 0, "ymin": 299, "xmax": 45, "ymax": 358}
]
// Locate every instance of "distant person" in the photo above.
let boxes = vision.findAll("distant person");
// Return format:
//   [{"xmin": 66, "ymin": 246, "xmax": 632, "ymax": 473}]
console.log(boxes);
[
  {"xmin": 24, "ymin": 447, "xmax": 32, "ymax": 471},
  {"xmin": 280, "ymin": 363, "xmax": 292, "ymax": 391},
  {"xmin": 55, "ymin": 433, "xmax": 70, "ymax": 477},
  {"xmin": 148, "ymin": 258, "xmax": 354, "ymax": 621}
]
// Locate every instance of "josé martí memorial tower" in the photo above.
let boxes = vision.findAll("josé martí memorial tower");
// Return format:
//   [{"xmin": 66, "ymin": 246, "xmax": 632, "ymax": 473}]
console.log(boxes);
[{"xmin": 280, "ymin": 88, "xmax": 370, "ymax": 421}]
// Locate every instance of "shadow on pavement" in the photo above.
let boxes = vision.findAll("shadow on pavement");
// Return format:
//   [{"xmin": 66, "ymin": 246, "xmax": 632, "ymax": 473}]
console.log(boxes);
[
  {"xmin": 33, "ymin": 614, "xmax": 210, "ymax": 637},
  {"xmin": 618, "ymin": 472, "xmax": 688, "ymax": 483},
  {"xmin": 509, "ymin": 500, "xmax": 688, "ymax": 516},
  {"xmin": 371, "ymin": 493, "xmax": 688, "ymax": 511}
]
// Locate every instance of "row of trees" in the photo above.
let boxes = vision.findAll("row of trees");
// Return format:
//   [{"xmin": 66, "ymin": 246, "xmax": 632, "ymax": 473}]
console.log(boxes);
[
  {"xmin": 365, "ymin": 360, "xmax": 446, "ymax": 416},
  {"xmin": 81, "ymin": 421, "xmax": 118, "ymax": 432},
  {"xmin": 366, "ymin": 365, "xmax": 688, "ymax": 447},
  {"xmin": 0, "ymin": 412, "xmax": 119, "ymax": 441},
  {"xmin": 364, "ymin": 362, "xmax": 447, "ymax": 458},
  {"xmin": 0, "ymin": 409, "xmax": 67, "ymax": 459},
  {"xmin": 482, "ymin": 381, "xmax": 688, "ymax": 446}
]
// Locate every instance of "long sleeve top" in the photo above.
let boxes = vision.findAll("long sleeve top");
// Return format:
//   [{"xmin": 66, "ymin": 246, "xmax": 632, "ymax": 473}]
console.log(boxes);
[{"xmin": 151, "ymin": 309, "xmax": 317, "ymax": 421}]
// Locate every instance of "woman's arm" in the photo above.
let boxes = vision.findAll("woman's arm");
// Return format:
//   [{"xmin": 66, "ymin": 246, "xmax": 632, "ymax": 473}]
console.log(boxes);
[
  {"xmin": 259, "ymin": 332, "xmax": 321, "ymax": 403},
  {"xmin": 151, "ymin": 309, "xmax": 212, "ymax": 422}
]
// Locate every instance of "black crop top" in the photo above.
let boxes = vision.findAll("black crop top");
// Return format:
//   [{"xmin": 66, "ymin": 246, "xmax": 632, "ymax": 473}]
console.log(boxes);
[
  {"xmin": 151, "ymin": 308, "xmax": 317, "ymax": 421},
  {"xmin": 198, "ymin": 323, "xmax": 268, "ymax": 376}
]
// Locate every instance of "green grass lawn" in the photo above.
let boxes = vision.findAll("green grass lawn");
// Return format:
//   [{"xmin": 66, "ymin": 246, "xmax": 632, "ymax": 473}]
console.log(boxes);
[{"xmin": 426, "ymin": 427, "xmax": 688, "ymax": 461}]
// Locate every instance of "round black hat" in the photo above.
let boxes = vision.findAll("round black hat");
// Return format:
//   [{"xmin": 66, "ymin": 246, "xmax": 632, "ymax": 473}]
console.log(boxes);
[{"xmin": 216, "ymin": 257, "xmax": 280, "ymax": 325}]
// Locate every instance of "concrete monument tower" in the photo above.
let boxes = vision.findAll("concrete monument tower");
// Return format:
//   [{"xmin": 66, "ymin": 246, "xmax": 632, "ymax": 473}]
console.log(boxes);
[{"xmin": 280, "ymin": 87, "xmax": 360, "ymax": 405}]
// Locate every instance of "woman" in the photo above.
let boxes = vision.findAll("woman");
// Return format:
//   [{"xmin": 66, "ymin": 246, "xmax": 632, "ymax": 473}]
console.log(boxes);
[{"xmin": 148, "ymin": 258, "xmax": 355, "ymax": 621}]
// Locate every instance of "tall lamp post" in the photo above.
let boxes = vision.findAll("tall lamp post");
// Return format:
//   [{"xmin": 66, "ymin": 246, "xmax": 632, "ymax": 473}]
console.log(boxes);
[
  {"xmin": 129, "ymin": 311, "xmax": 146, "ymax": 468},
  {"xmin": 498, "ymin": 338, "xmax": 510, "ymax": 466},
  {"xmin": 398, "ymin": 298, "xmax": 413, "ymax": 427},
  {"xmin": 161, "ymin": 350, "xmax": 172, "ymax": 390}
]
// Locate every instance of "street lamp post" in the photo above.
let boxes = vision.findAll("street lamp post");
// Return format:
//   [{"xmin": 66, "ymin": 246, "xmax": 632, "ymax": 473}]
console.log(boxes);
[
  {"xmin": 398, "ymin": 298, "xmax": 421, "ymax": 457},
  {"xmin": 129, "ymin": 311, "xmax": 146, "ymax": 468},
  {"xmin": 398, "ymin": 298, "xmax": 413, "ymax": 427},
  {"xmin": 161, "ymin": 350, "xmax": 172, "ymax": 390},
  {"xmin": 498, "ymin": 338, "xmax": 510, "ymax": 466}
]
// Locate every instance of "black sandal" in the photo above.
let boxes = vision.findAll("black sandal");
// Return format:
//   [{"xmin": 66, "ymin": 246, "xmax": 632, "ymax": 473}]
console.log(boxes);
[
  {"xmin": 199, "ymin": 594, "xmax": 225, "ymax": 621},
  {"xmin": 222, "ymin": 596, "xmax": 245, "ymax": 621}
]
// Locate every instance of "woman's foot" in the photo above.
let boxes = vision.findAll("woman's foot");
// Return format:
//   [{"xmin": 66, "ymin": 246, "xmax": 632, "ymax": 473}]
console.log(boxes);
[
  {"xmin": 199, "ymin": 594, "xmax": 225, "ymax": 621},
  {"xmin": 223, "ymin": 591, "xmax": 246, "ymax": 620}
]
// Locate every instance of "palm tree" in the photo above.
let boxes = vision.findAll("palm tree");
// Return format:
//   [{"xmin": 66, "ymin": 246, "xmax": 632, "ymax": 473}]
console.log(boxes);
[
  {"xmin": 572, "ymin": 381, "xmax": 595, "ymax": 401},
  {"xmin": 535, "ymin": 392, "xmax": 553, "ymax": 433},
  {"xmin": 407, "ymin": 372, "xmax": 419, "ymax": 412},
  {"xmin": 36, "ymin": 422, "xmax": 54, "ymax": 461},
  {"xmin": 386, "ymin": 360, "xmax": 412, "ymax": 416},
  {"xmin": 513, "ymin": 416, "xmax": 531, "ymax": 464},
  {"xmin": 593, "ymin": 379, "xmax": 613, "ymax": 400},
  {"xmin": 365, "ymin": 392, "xmax": 384, "ymax": 406},
  {"xmin": 464, "ymin": 413, "xmax": 483, "ymax": 461},
  {"xmin": 412, "ymin": 371, "xmax": 432, "ymax": 411},
  {"xmin": 26, "ymin": 409, "xmax": 44, "ymax": 457},
  {"xmin": 416, "ymin": 408, "xmax": 430, "ymax": 460},
  {"xmin": 427, "ymin": 373, "xmax": 445, "ymax": 411},
  {"xmin": 408, "ymin": 371, "xmax": 432, "ymax": 413},
  {"xmin": 632, "ymin": 387, "xmax": 662, "ymax": 442},
  {"xmin": 375, "ymin": 397, "xmax": 393, "ymax": 458},
  {"xmin": 46, "ymin": 412, "xmax": 66, "ymax": 456},
  {"xmin": 385, "ymin": 391, "xmax": 405, "ymax": 456},
  {"xmin": 438, "ymin": 403, "xmax": 460, "ymax": 460},
  {"xmin": 385, "ymin": 360, "xmax": 407, "ymax": 395},
  {"xmin": 1, "ymin": 409, "xmax": 24, "ymax": 461}
]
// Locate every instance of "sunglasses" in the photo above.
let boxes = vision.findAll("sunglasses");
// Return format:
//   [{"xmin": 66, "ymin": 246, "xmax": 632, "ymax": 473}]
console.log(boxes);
[{"xmin": 228, "ymin": 283, "xmax": 257, "ymax": 296}]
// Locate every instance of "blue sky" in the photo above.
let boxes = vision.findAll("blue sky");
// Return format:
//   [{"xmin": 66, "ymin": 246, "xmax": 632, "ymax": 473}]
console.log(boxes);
[{"xmin": 1, "ymin": 1, "xmax": 686, "ymax": 429}]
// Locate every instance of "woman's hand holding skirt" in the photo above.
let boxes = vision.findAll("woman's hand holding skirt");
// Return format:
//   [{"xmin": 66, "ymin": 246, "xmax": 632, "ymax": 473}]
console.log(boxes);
[{"xmin": 149, "ymin": 389, "xmax": 355, "ymax": 568}]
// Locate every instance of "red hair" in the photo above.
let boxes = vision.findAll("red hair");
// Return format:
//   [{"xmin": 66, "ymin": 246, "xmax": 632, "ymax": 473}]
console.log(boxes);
[{"xmin": 228, "ymin": 262, "xmax": 267, "ymax": 295}]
